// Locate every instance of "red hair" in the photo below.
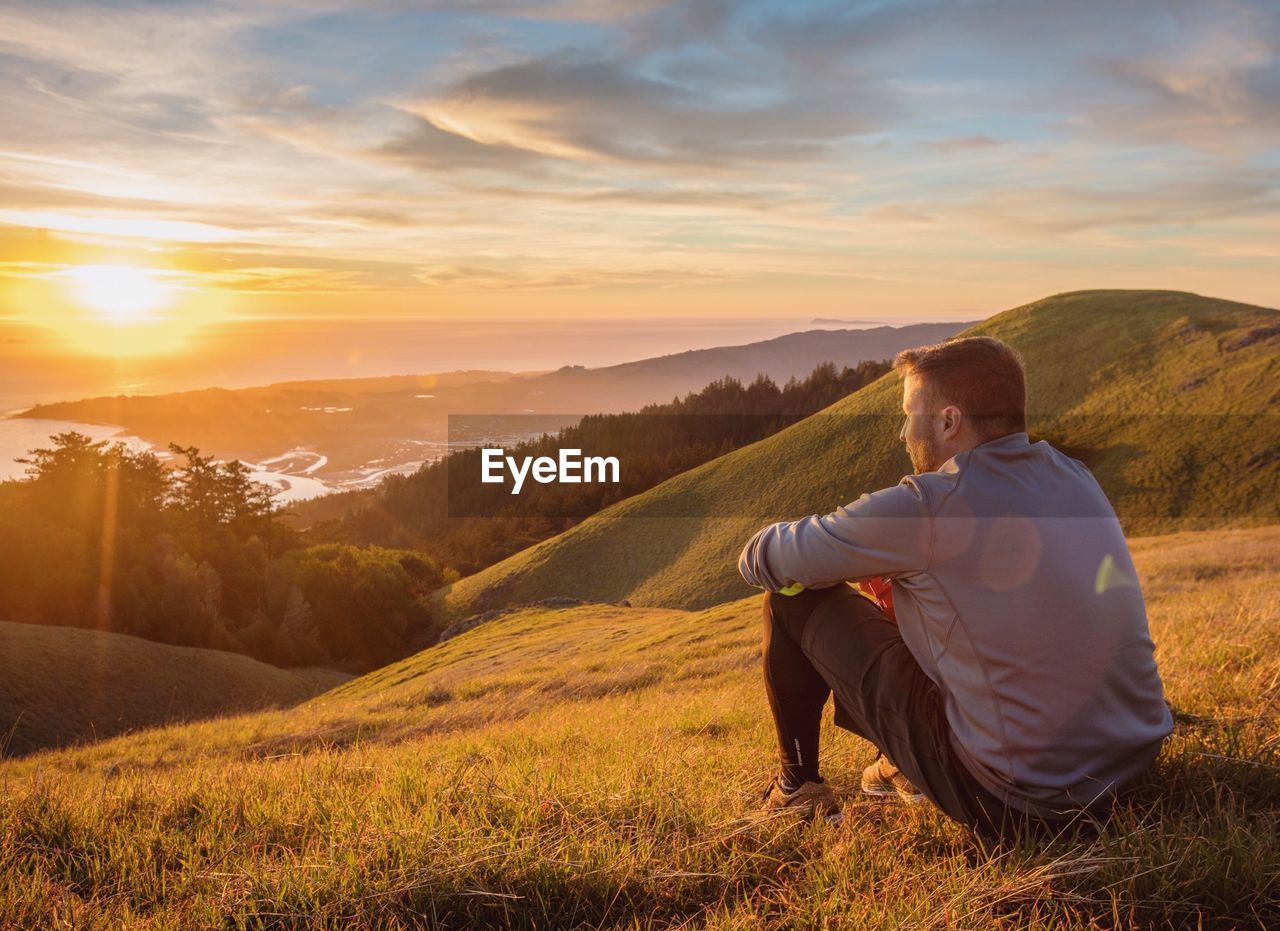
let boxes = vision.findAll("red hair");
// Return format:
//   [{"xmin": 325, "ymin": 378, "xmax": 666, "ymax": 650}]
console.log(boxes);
[{"xmin": 892, "ymin": 336, "xmax": 1027, "ymax": 441}]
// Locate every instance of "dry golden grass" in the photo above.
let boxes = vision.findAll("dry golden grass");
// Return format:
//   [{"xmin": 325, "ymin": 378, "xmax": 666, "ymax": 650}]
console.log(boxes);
[{"xmin": 1, "ymin": 523, "xmax": 1277, "ymax": 928}]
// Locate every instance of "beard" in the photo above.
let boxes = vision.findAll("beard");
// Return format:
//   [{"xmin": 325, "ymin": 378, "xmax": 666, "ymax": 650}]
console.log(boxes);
[{"xmin": 906, "ymin": 430, "xmax": 944, "ymax": 473}]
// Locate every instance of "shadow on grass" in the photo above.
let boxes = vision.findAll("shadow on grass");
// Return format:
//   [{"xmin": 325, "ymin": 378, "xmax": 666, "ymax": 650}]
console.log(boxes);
[
  {"xmin": 240, "ymin": 871, "xmax": 734, "ymax": 930},
  {"xmin": 974, "ymin": 729, "xmax": 1280, "ymax": 930},
  {"xmin": 232, "ymin": 741, "xmax": 1279, "ymax": 930}
]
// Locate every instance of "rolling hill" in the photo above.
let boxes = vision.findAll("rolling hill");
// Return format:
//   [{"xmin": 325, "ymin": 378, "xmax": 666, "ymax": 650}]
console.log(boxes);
[
  {"xmin": 0, "ymin": 522, "xmax": 1275, "ymax": 926},
  {"xmin": 436, "ymin": 290, "xmax": 1279, "ymax": 623},
  {"xmin": 0, "ymin": 620, "xmax": 349, "ymax": 756}
]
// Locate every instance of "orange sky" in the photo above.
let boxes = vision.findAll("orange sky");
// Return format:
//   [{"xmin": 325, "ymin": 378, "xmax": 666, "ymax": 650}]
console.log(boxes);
[{"xmin": 0, "ymin": 0, "xmax": 1276, "ymax": 352}]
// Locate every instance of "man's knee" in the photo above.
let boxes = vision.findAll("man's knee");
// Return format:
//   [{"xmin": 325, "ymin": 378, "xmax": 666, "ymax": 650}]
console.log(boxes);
[
  {"xmin": 762, "ymin": 590, "xmax": 790, "ymax": 643},
  {"xmin": 762, "ymin": 589, "xmax": 798, "ymax": 644},
  {"xmin": 761, "ymin": 589, "xmax": 792, "ymax": 622},
  {"xmin": 763, "ymin": 585, "xmax": 841, "ymax": 645}
]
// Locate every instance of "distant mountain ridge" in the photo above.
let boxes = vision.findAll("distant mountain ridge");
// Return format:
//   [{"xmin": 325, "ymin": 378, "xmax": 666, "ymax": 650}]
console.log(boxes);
[
  {"xmin": 435, "ymin": 290, "xmax": 1280, "ymax": 623},
  {"xmin": 542, "ymin": 322, "xmax": 978, "ymax": 405},
  {"xmin": 11, "ymin": 320, "xmax": 976, "ymax": 494}
]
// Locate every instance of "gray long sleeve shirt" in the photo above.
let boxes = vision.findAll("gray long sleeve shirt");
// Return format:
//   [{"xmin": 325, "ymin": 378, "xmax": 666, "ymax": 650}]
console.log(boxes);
[{"xmin": 738, "ymin": 431, "xmax": 1174, "ymax": 816}]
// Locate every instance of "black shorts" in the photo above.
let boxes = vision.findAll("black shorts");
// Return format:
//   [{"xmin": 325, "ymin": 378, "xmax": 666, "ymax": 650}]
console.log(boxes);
[{"xmin": 775, "ymin": 583, "xmax": 1101, "ymax": 840}]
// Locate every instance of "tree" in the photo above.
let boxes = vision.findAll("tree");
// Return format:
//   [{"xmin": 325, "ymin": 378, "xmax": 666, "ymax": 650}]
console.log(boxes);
[
  {"xmin": 168, "ymin": 444, "xmax": 277, "ymax": 557},
  {"xmin": 17, "ymin": 430, "xmax": 113, "ymax": 527},
  {"xmin": 104, "ymin": 442, "xmax": 171, "ymax": 523},
  {"xmin": 168, "ymin": 444, "xmax": 225, "ymax": 558},
  {"xmin": 218, "ymin": 458, "xmax": 276, "ymax": 542}
]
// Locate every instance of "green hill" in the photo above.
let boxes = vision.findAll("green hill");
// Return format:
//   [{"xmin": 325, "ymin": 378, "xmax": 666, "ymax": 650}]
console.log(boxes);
[
  {"xmin": 0, "ymin": 523, "xmax": 1275, "ymax": 927},
  {"xmin": 0, "ymin": 621, "xmax": 349, "ymax": 756},
  {"xmin": 437, "ymin": 290, "xmax": 1279, "ymax": 622}
]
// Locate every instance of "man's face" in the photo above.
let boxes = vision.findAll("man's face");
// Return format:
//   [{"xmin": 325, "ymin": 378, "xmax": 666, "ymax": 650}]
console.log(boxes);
[{"xmin": 899, "ymin": 374, "xmax": 946, "ymax": 473}]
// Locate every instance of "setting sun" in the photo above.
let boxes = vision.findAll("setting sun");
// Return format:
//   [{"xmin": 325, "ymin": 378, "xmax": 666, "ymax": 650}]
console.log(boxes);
[
  {"xmin": 9, "ymin": 261, "xmax": 227, "ymax": 358},
  {"xmin": 65, "ymin": 264, "xmax": 174, "ymax": 323}
]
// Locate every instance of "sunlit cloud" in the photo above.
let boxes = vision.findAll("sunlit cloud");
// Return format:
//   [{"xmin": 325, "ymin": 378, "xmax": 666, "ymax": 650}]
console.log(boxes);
[
  {"xmin": 865, "ymin": 175, "xmax": 1280, "ymax": 236},
  {"xmin": 388, "ymin": 51, "xmax": 892, "ymax": 170},
  {"xmin": 0, "ymin": 210, "xmax": 235, "ymax": 243},
  {"xmin": 0, "ymin": 0, "xmax": 1275, "ymax": 322},
  {"xmin": 414, "ymin": 262, "xmax": 735, "ymax": 290}
]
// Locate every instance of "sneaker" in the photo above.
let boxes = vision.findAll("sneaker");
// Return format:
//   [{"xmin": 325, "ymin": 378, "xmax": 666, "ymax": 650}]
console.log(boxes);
[
  {"xmin": 860, "ymin": 754, "xmax": 925, "ymax": 803},
  {"xmin": 755, "ymin": 775, "xmax": 844, "ymax": 824}
]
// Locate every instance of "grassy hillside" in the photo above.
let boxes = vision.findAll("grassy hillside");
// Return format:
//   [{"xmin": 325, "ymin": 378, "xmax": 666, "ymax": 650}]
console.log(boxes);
[
  {"xmin": 0, "ymin": 523, "xmax": 1275, "ymax": 927},
  {"xmin": 438, "ymin": 290, "xmax": 1279, "ymax": 622},
  {"xmin": 0, "ymin": 621, "xmax": 349, "ymax": 757}
]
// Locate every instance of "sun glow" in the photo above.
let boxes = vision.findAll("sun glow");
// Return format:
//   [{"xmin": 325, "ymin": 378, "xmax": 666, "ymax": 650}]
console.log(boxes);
[
  {"xmin": 66, "ymin": 264, "xmax": 175, "ymax": 323},
  {"xmin": 6, "ymin": 260, "xmax": 230, "ymax": 358}
]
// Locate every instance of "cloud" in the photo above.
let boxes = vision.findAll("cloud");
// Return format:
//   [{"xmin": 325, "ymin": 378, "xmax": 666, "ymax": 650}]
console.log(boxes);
[
  {"xmin": 866, "ymin": 174, "xmax": 1280, "ymax": 236},
  {"xmin": 378, "ymin": 111, "xmax": 553, "ymax": 173},
  {"xmin": 494, "ymin": 0, "xmax": 679, "ymax": 22},
  {"xmin": 469, "ymin": 182, "xmax": 818, "ymax": 211},
  {"xmin": 305, "ymin": 205, "xmax": 419, "ymax": 228},
  {"xmin": 0, "ymin": 178, "xmax": 169, "ymax": 214},
  {"xmin": 383, "ymin": 51, "xmax": 896, "ymax": 172},
  {"xmin": 414, "ymin": 261, "xmax": 733, "ymax": 290},
  {"xmin": 0, "ymin": 0, "xmax": 1276, "ymax": 317},
  {"xmin": 758, "ymin": 0, "xmax": 1280, "ymax": 152},
  {"xmin": 616, "ymin": 0, "xmax": 739, "ymax": 54},
  {"xmin": 1079, "ymin": 9, "xmax": 1280, "ymax": 151},
  {"xmin": 213, "ymin": 267, "xmax": 375, "ymax": 292},
  {"xmin": 928, "ymin": 135, "xmax": 1001, "ymax": 153}
]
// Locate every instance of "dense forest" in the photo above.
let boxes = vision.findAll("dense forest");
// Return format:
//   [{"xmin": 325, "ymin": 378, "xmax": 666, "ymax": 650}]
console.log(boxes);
[
  {"xmin": 0, "ymin": 433, "xmax": 453, "ymax": 672},
  {"xmin": 306, "ymin": 359, "xmax": 892, "ymax": 577}
]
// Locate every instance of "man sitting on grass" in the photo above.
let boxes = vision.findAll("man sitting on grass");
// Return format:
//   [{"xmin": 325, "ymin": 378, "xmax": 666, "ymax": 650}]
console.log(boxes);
[{"xmin": 738, "ymin": 335, "xmax": 1174, "ymax": 839}]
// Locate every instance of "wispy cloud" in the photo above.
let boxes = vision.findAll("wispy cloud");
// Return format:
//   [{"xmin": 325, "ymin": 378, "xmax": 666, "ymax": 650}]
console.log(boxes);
[
  {"xmin": 927, "ymin": 135, "xmax": 1001, "ymax": 153},
  {"xmin": 867, "ymin": 174, "xmax": 1280, "ymax": 235},
  {"xmin": 0, "ymin": 0, "xmax": 1275, "ymax": 319},
  {"xmin": 1082, "ymin": 10, "xmax": 1280, "ymax": 152},
  {"xmin": 386, "ymin": 49, "xmax": 894, "ymax": 170}
]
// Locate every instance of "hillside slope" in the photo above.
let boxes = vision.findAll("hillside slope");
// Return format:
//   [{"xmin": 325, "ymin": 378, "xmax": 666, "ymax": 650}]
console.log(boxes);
[
  {"xmin": 437, "ymin": 290, "xmax": 1279, "ymax": 621},
  {"xmin": 0, "ymin": 523, "xmax": 1275, "ymax": 927},
  {"xmin": 0, "ymin": 621, "xmax": 349, "ymax": 756}
]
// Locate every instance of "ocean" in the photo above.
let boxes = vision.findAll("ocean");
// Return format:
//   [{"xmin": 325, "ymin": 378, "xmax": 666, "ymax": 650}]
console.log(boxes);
[{"xmin": 0, "ymin": 315, "xmax": 897, "ymax": 412}]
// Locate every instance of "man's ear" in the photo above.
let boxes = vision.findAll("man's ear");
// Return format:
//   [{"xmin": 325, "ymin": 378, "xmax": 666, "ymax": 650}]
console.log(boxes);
[{"xmin": 941, "ymin": 405, "xmax": 964, "ymax": 437}]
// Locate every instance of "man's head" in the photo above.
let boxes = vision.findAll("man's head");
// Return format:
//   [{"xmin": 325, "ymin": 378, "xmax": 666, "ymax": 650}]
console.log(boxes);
[{"xmin": 892, "ymin": 336, "xmax": 1027, "ymax": 473}]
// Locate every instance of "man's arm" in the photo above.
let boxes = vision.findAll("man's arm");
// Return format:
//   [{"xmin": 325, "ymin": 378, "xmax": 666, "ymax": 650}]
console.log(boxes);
[{"xmin": 737, "ymin": 479, "xmax": 933, "ymax": 591}]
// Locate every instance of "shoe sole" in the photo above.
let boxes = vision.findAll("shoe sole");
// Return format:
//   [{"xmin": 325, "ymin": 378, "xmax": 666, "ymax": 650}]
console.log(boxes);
[{"xmin": 860, "ymin": 784, "xmax": 925, "ymax": 804}]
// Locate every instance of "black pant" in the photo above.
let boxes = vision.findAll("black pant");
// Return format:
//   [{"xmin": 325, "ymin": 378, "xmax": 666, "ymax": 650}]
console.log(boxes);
[{"xmin": 762, "ymin": 583, "xmax": 1104, "ymax": 841}]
